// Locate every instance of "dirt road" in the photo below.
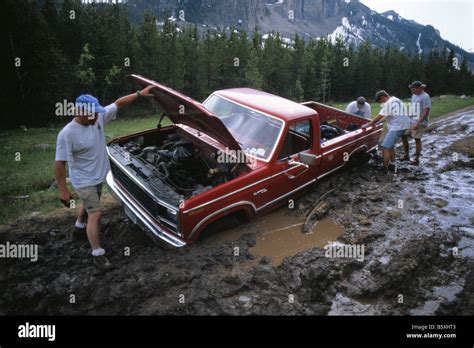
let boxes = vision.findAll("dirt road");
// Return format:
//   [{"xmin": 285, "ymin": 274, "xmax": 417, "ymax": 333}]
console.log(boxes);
[{"xmin": 1, "ymin": 109, "xmax": 473, "ymax": 315}]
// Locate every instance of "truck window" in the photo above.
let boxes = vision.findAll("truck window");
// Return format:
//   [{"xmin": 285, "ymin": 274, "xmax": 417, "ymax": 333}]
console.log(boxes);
[
  {"xmin": 204, "ymin": 95, "xmax": 284, "ymax": 161},
  {"xmin": 278, "ymin": 120, "xmax": 312, "ymax": 160}
]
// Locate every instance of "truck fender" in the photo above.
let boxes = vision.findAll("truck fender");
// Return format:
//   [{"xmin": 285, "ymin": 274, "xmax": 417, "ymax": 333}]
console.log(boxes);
[{"xmin": 188, "ymin": 201, "xmax": 257, "ymax": 240}]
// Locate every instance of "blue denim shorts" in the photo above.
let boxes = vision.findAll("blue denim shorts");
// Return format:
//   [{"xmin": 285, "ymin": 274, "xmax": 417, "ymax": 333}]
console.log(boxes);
[{"xmin": 381, "ymin": 130, "xmax": 406, "ymax": 149}]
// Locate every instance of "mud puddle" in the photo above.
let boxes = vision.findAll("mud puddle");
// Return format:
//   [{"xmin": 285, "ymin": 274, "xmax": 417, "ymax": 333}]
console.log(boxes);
[
  {"xmin": 210, "ymin": 208, "xmax": 344, "ymax": 266},
  {"xmin": 251, "ymin": 215, "xmax": 344, "ymax": 266}
]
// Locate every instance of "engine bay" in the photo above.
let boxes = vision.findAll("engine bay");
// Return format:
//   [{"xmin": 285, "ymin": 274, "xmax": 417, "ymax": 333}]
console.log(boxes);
[{"xmin": 109, "ymin": 128, "xmax": 245, "ymax": 201}]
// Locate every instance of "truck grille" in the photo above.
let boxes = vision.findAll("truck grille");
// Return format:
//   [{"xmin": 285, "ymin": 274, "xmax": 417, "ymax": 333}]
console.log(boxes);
[{"xmin": 110, "ymin": 161, "xmax": 178, "ymax": 232}]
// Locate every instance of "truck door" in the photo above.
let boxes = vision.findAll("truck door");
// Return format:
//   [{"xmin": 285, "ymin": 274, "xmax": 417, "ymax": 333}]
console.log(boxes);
[{"xmin": 269, "ymin": 118, "xmax": 321, "ymax": 206}]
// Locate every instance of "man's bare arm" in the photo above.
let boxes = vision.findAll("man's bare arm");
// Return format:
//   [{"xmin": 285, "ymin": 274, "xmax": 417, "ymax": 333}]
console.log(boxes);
[
  {"xmin": 114, "ymin": 85, "xmax": 156, "ymax": 109},
  {"xmin": 364, "ymin": 114, "xmax": 384, "ymax": 128},
  {"xmin": 418, "ymin": 107, "xmax": 430, "ymax": 124},
  {"xmin": 54, "ymin": 161, "xmax": 72, "ymax": 205},
  {"xmin": 114, "ymin": 93, "xmax": 140, "ymax": 109}
]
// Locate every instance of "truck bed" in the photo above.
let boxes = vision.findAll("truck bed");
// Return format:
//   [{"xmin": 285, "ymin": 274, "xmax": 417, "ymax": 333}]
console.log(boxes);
[
  {"xmin": 302, "ymin": 101, "xmax": 369, "ymax": 131},
  {"xmin": 302, "ymin": 101, "xmax": 382, "ymax": 179}
]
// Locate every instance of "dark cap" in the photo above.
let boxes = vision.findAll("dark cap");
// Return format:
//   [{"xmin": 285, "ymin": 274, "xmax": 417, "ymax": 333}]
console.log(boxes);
[
  {"xmin": 375, "ymin": 90, "xmax": 389, "ymax": 102},
  {"xmin": 409, "ymin": 81, "xmax": 427, "ymax": 89},
  {"xmin": 357, "ymin": 97, "xmax": 366, "ymax": 106}
]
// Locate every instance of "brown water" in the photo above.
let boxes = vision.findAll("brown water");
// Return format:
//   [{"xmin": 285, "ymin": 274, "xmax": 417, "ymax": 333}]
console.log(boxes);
[
  {"xmin": 252, "ymin": 215, "xmax": 344, "ymax": 266},
  {"xmin": 213, "ymin": 208, "xmax": 345, "ymax": 266}
]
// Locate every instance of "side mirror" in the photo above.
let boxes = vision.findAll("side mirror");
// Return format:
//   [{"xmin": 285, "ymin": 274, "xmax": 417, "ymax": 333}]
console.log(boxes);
[{"xmin": 299, "ymin": 152, "xmax": 318, "ymax": 166}]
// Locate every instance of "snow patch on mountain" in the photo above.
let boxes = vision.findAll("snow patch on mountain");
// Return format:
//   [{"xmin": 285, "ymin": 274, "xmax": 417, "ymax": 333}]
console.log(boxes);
[
  {"xmin": 266, "ymin": 0, "xmax": 284, "ymax": 6},
  {"xmin": 328, "ymin": 17, "xmax": 365, "ymax": 45},
  {"xmin": 382, "ymin": 10, "xmax": 402, "ymax": 22},
  {"xmin": 416, "ymin": 33, "xmax": 423, "ymax": 55}
]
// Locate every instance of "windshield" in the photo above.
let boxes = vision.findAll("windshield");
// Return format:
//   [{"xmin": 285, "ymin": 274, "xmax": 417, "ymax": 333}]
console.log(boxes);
[{"xmin": 203, "ymin": 95, "xmax": 284, "ymax": 161}]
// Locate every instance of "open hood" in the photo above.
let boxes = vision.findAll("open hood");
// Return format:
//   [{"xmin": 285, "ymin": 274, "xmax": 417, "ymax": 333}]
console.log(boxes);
[{"xmin": 130, "ymin": 75, "xmax": 241, "ymax": 151}]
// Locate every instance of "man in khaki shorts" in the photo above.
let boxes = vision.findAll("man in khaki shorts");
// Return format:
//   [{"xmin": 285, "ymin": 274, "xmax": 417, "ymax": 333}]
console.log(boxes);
[
  {"xmin": 54, "ymin": 87, "xmax": 155, "ymax": 271},
  {"xmin": 401, "ymin": 81, "xmax": 432, "ymax": 165}
]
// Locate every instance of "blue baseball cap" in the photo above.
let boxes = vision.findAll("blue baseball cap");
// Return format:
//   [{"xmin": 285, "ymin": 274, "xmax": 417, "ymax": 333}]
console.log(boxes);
[{"xmin": 75, "ymin": 94, "xmax": 106, "ymax": 116}]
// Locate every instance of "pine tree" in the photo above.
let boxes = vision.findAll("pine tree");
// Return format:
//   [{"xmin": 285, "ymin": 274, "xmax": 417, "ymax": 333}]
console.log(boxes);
[
  {"xmin": 319, "ymin": 49, "xmax": 332, "ymax": 103},
  {"xmin": 57, "ymin": 0, "xmax": 84, "ymax": 63},
  {"xmin": 457, "ymin": 57, "xmax": 471, "ymax": 95},
  {"xmin": 75, "ymin": 43, "xmax": 96, "ymax": 93},
  {"xmin": 301, "ymin": 41, "xmax": 317, "ymax": 101},
  {"xmin": 446, "ymin": 49, "xmax": 457, "ymax": 94},
  {"xmin": 294, "ymin": 79, "xmax": 304, "ymax": 102},
  {"xmin": 41, "ymin": 0, "xmax": 58, "ymax": 29},
  {"xmin": 137, "ymin": 11, "xmax": 161, "ymax": 79},
  {"xmin": 103, "ymin": 65, "xmax": 122, "ymax": 101},
  {"xmin": 260, "ymin": 33, "xmax": 292, "ymax": 97},
  {"xmin": 244, "ymin": 48, "xmax": 264, "ymax": 90},
  {"xmin": 329, "ymin": 37, "xmax": 345, "ymax": 101},
  {"xmin": 291, "ymin": 34, "xmax": 305, "ymax": 98}
]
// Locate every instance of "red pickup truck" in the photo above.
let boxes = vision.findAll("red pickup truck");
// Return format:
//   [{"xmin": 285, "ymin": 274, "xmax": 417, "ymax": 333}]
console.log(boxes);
[{"xmin": 106, "ymin": 75, "xmax": 383, "ymax": 247}]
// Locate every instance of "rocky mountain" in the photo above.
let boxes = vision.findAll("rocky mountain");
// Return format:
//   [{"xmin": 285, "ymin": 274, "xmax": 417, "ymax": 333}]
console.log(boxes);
[{"xmin": 126, "ymin": 0, "xmax": 474, "ymax": 66}]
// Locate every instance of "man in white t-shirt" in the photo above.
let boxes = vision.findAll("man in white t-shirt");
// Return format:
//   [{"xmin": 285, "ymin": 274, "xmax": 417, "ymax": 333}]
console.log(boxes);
[
  {"xmin": 401, "ymin": 81, "xmax": 432, "ymax": 166},
  {"xmin": 346, "ymin": 97, "xmax": 372, "ymax": 119},
  {"xmin": 363, "ymin": 90, "xmax": 411, "ymax": 172},
  {"xmin": 54, "ymin": 86, "xmax": 155, "ymax": 271}
]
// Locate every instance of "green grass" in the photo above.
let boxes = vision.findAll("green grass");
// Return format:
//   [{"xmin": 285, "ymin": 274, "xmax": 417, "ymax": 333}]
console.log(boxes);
[
  {"xmin": 0, "ymin": 95, "xmax": 473, "ymax": 226},
  {"xmin": 329, "ymin": 95, "xmax": 474, "ymax": 119}
]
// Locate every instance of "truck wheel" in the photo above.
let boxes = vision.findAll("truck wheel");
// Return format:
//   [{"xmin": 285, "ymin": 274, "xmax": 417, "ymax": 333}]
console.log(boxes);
[
  {"xmin": 347, "ymin": 151, "xmax": 371, "ymax": 166},
  {"xmin": 199, "ymin": 211, "xmax": 248, "ymax": 241}
]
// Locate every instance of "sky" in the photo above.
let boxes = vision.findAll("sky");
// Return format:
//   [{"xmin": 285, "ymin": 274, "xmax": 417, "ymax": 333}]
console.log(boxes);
[{"xmin": 360, "ymin": 0, "xmax": 474, "ymax": 52}]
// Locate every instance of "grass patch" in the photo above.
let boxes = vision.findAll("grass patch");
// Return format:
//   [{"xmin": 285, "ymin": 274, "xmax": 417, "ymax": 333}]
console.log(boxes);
[{"xmin": 0, "ymin": 95, "xmax": 473, "ymax": 225}]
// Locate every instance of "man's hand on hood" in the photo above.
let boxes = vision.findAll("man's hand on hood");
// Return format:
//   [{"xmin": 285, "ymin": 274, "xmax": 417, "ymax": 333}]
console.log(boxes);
[
  {"xmin": 115, "ymin": 86, "xmax": 157, "ymax": 109},
  {"xmin": 140, "ymin": 85, "xmax": 156, "ymax": 98}
]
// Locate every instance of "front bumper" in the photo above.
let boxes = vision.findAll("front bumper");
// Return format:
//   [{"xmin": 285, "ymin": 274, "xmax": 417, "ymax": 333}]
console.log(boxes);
[{"xmin": 106, "ymin": 171, "xmax": 186, "ymax": 248}]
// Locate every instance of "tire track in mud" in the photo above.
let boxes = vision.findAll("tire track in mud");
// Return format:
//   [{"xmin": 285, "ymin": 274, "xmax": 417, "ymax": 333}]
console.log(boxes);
[{"xmin": 0, "ymin": 109, "xmax": 473, "ymax": 315}]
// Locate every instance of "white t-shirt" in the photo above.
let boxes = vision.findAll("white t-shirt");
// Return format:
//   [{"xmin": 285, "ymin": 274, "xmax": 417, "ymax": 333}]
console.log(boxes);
[
  {"xmin": 379, "ymin": 96, "xmax": 411, "ymax": 131},
  {"xmin": 346, "ymin": 101, "xmax": 371, "ymax": 119},
  {"xmin": 55, "ymin": 103, "xmax": 118, "ymax": 189}
]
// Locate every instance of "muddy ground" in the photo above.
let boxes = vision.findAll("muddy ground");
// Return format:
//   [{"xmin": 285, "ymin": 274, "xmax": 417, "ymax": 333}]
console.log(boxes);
[{"xmin": 1, "ymin": 109, "xmax": 473, "ymax": 315}]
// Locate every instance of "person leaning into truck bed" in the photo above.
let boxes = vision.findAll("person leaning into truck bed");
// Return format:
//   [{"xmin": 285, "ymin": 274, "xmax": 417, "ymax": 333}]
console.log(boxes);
[
  {"xmin": 363, "ymin": 90, "xmax": 411, "ymax": 172},
  {"xmin": 54, "ymin": 86, "xmax": 155, "ymax": 271},
  {"xmin": 346, "ymin": 96, "xmax": 372, "ymax": 119}
]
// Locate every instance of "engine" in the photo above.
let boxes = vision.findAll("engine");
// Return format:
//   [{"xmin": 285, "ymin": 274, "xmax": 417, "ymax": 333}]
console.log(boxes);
[{"xmin": 120, "ymin": 133, "xmax": 237, "ymax": 198}]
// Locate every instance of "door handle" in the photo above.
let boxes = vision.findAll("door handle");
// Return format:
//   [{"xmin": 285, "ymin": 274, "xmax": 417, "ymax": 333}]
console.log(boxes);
[{"xmin": 286, "ymin": 160, "xmax": 309, "ymax": 180}]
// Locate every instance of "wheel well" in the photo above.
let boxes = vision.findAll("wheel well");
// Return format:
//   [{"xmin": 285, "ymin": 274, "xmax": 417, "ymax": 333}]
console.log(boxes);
[
  {"xmin": 198, "ymin": 209, "xmax": 250, "ymax": 240},
  {"xmin": 347, "ymin": 145, "xmax": 370, "ymax": 165}
]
